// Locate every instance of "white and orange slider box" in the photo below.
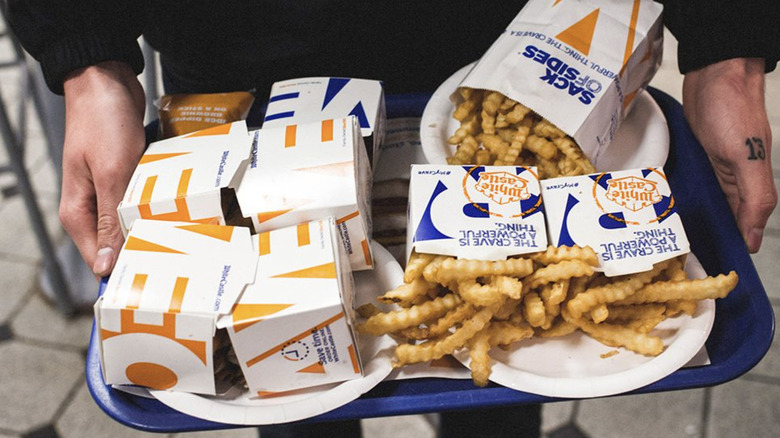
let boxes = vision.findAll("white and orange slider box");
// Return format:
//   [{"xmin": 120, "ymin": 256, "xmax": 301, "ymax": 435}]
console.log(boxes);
[
  {"xmin": 94, "ymin": 220, "xmax": 257, "ymax": 395},
  {"xmin": 541, "ymin": 167, "xmax": 690, "ymax": 276},
  {"xmin": 221, "ymin": 218, "xmax": 362, "ymax": 396},
  {"xmin": 117, "ymin": 120, "xmax": 253, "ymax": 235},
  {"xmin": 236, "ymin": 115, "xmax": 374, "ymax": 271},
  {"xmin": 261, "ymin": 77, "xmax": 386, "ymax": 168},
  {"xmin": 456, "ymin": 0, "xmax": 663, "ymax": 166},
  {"xmin": 408, "ymin": 164, "xmax": 548, "ymax": 261}
]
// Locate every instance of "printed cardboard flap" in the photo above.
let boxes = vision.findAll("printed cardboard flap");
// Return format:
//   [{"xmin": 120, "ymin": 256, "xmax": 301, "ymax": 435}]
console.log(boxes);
[
  {"xmin": 456, "ymin": 0, "xmax": 663, "ymax": 164},
  {"xmin": 263, "ymin": 77, "xmax": 385, "ymax": 138},
  {"xmin": 408, "ymin": 164, "xmax": 548, "ymax": 261},
  {"xmin": 102, "ymin": 220, "xmax": 257, "ymax": 315},
  {"xmin": 221, "ymin": 219, "xmax": 362, "ymax": 395},
  {"xmin": 541, "ymin": 167, "xmax": 690, "ymax": 277}
]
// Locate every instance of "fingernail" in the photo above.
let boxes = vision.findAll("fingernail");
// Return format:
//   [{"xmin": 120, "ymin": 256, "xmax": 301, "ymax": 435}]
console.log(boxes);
[
  {"xmin": 748, "ymin": 228, "xmax": 763, "ymax": 253},
  {"xmin": 93, "ymin": 247, "xmax": 115, "ymax": 276}
]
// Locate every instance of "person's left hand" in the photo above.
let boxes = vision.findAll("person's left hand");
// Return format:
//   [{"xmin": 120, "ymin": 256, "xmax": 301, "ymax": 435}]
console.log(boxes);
[{"xmin": 682, "ymin": 58, "xmax": 777, "ymax": 253}]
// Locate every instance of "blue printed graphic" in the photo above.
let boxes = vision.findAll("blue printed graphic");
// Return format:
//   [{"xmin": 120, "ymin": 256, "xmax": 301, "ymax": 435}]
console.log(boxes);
[
  {"xmin": 349, "ymin": 101, "xmax": 370, "ymax": 129},
  {"xmin": 653, "ymin": 195, "xmax": 676, "ymax": 223},
  {"xmin": 413, "ymin": 181, "xmax": 452, "ymax": 243},
  {"xmin": 591, "ymin": 173, "xmax": 612, "ymax": 191},
  {"xmin": 463, "ymin": 202, "xmax": 490, "ymax": 218},
  {"xmin": 599, "ymin": 212, "xmax": 628, "ymax": 229},
  {"xmin": 521, "ymin": 194, "xmax": 543, "ymax": 217},
  {"xmin": 269, "ymin": 92, "xmax": 299, "ymax": 103},
  {"xmin": 323, "ymin": 78, "xmax": 351, "ymax": 109},
  {"xmin": 463, "ymin": 166, "xmax": 485, "ymax": 182},
  {"xmin": 556, "ymin": 194, "xmax": 579, "ymax": 247},
  {"xmin": 263, "ymin": 110, "xmax": 295, "ymax": 122}
]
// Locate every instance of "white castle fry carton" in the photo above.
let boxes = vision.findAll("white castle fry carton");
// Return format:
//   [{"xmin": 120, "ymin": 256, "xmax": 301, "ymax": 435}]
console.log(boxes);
[
  {"xmin": 457, "ymin": 0, "xmax": 663, "ymax": 166},
  {"xmin": 262, "ymin": 77, "xmax": 386, "ymax": 168},
  {"xmin": 541, "ymin": 167, "xmax": 689, "ymax": 277},
  {"xmin": 408, "ymin": 165, "xmax": 547, "ymax": 261},
  {"xmin": 236, "ymin": 116, "xmax": 374, "ymax": 271},
  {"xmin": 94, "ymin": 220, "xmax": 257, "ymax": 395},
  {"xmin": 117, "ymin": 121, "xmax": 253, "ymax": 235},
  {"xmin": 221, "ymin": 218, "xmax": 362, "ymax": 397}
]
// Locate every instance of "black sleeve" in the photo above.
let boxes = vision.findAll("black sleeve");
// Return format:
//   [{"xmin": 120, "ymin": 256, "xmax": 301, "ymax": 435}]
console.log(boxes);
[
  {"xmin": 5, "ymin": 0, "xmax": 146, "ymax": 94},
  {"xmin": 662, "ymin": 0, "xmax": 780, "ymax": 74}
]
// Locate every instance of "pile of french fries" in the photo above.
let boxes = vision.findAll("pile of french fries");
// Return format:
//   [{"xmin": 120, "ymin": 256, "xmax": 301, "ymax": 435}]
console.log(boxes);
[
  {"xmin": 357, "ymin": 246, "xmax": 738, "ymax": 386},
  {"xmin": 447, "ymin": 87, "xmax": 595, "ymax": 179}
]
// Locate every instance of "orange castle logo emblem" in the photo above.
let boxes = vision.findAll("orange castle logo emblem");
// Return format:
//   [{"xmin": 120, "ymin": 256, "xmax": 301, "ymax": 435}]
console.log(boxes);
[
  {"xmin": 604, "ymin": 176, "xmax": 661, "ymax": 211},
  {"xmin": 474, "ymin": 171, "xmax": 531, "ymax": 205}
]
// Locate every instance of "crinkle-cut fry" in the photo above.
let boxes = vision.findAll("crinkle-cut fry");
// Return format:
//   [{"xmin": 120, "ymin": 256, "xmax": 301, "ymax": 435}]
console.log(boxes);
[
  {"xmin": 590, "ymin": 304, "xmax": 609, "ymax": 324},
  {"xmin": 428, "ymin": 257, "xmax": 534, "ymax": 284},
  {"xmin": 624, "ymin": 314, "xmax": 667, "ymax": 334},
  {"xmin": 497, "ymin": 127, "xmax": 517, "ymax": 143},
  {"xmin": 481, "ymin": 91, "xmax": 504, "ymax": 135},
  {"xmin": 359, "ymin": 293, "xmax": 462, "ymax": 336},
  {"xmin": 356, "ymin": 303, "xmax": 381, "ymax": 319},
  {"xmin": 448, "ymin": 134, "xmax": 479, "ymax": 165},
  {"xmin": 565, "ymin": 260, "xmax": 669, "ymax": 319},
  {"xmin": 606, "ymin": 304, "xmax": 666, "ymax": 323},
  {"xmin": 536, "ymin": 318, "xmax": 577, "ymax": 338},
  {"xmin": 500, "ymin": 95, "xmax": 518, "ymax": 112},
  {"xmin": 533, "ymin": 119, "xmax": 566, "ymax": 139},
  {"xmin": 618, "ymin": 271, "xmax": 738, "ymax": 305},
  {"xmin": 535, "ymin": 156, "xmax": 560, "ymax": 179},
  {"xmin": 494, "ymin": 298, "xmax": 522, "ymax": 321},
  {"xmin": 378, "ymin": 277, "xmax": 436, "ymax": 306},
  {"xmin": 530, "ymin": 245, "xmax": 599, "ymax": 267},
  {"xmin": 421, "ymin": 255, "xmax": 452, "ymax": 283},
  {"xmin": 475, "ymin": 149, "xmax": 493, "ymax": 165},
  {"xmin": 448, "ymin": 114, "xmax": 481, "ymax": 145},
  {"xmin": 455, "ymin": 277, "xmax": 514, "ymax": 308},
  {"xmin": 505, "ymin": 103, "xmax": 532, "ymax": 124},
  {"xmin": 571, "ymin": 318, "xmax": 665, "ymax": 356},
  {"xmin": 661, "ymin": 256, "xmax": 687, "ymax": 282},
  {"xmin": 525, "ymin": 135, "xmax": 558, "ymax": 160},
  {"xmin": 497, "ymin": 123, "xmax": 532, "ymax": 165},
  {"xmin": 524, "ymin": 259, "xmax": 596, "ymax": 290},
  {"xmin": 523, "ymin": 292, "xmax": 546, "ymax": 327},
  {"xmin": 467, "ymin": 327, "xmax": 493, "ymax": 387},
  {"xmin": 488, "ymin": 321, "xmax": 535, "ymax": 346},
  {"xmin": 404, "ymin": 252, "xmax": 436, "ymax": 283},
  {"xmin": 393, "ymin": 307, "xmax": 495, "ymax": 366},
  {"xmin": 540, "ymin": 281, "xmax": 569, "ymax": 315},
  {"xmin": 478, "ymin": 133, "xmax": 510, "ymax": 158},
  {"xmin": 665, "ymin": 300, "xmax": 699, "ymax": 317},
  {"xmin": 426, "ymin": 303, "xmax": 478, "ymax": 338},
  {"xmin": 453, "ymin": 88, "xmax": 483, "ymax": 121}
]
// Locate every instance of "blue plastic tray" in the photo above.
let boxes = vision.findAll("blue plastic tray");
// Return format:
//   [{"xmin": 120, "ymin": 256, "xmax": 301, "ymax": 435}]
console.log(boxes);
[{"xmin": 86, "ymin": 89, "xmax": 775, "ymax": 432}]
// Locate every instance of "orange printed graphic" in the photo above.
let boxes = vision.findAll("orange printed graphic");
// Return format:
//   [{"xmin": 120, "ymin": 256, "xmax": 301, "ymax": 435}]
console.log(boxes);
[
  {"xmin": 137, "ymin": 169, "xmax": 220, "ymax": 224},
  {"xmin": 474, "ymin": 171, "xmax": 531, "ymax": 205},
  {"xmin": 127, "ymin": 273, "xmax": 148, "ymax": 309},
  {"xmin": 361, "ymin": 240, "xmax": 372, "ymax": 267},
  {"xmin": 256, "ymin": 209, "xmax": 295, "ymax": 225},
  {"xmin": 257, "ymin": 231, "xmax": 271, "ymax": 256},
  {"xmin": 184, "ymin": 123, "xmax": 232, "ymax": 138},
  {"xmin": 139, "ymin": 152, "xmax": 190, "ymax": 164},
  {"xmin": 348, "ymin": 344, "xmax": 360, "ymax": 374},
  {"xmin": 125, "ymin": 362, "xmax": 178, "ymax": 390},
  {"xmin": 298, "ymin": 362, "xmax": 326, "ymax": 374},
  {"xmin": 622, "ymin": 0, "xmax": 641, "ymax": 69},
  {"xmin": 245, "ymin": 313, "xmax": 344, "ymax": 367},
  {"xmin": 124, "ymin": 236, "xmax": 186, "ymax": 255},
  {"xmin": 336, "ymin": 211, "xmax": 360, "ymax": 224},
  {"xmin": 232, "ymin": 303, "xmax": 294, "ymax": 332},
  {"xmin": 321, "ymin": 119, "xmax": 334, "ymax": 142},
  {"xmin": 604, "ymin": 175, "xmax": 661, "ymax": 212},
  {"xmin": 273, "ymin": 262, "xmax": 337, "ymax": 279},
  {"xmin": 176, "ymin": 223, "xmax": 234, "ymax": 242},
  {"xmin": 168, "ymin": 277, "xmax": 189, "ymax": 314},
  {"xmin": 285, "ymin": 125, "xmax": 297, "ymax": 148},
  {"xmin": 297, "ymin": 223, "xmax": 311, "ymax": 247},
  {"xmin": 556, "ymin": 8, "xmax": 600, "ymax": 56}
]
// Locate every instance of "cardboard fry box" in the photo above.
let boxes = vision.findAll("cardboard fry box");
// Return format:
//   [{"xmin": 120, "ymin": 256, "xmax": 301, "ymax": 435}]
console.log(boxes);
[
  {"xmin": 261, "ymin": 77, "xmax": 386, "ymax": 168},
  {"xmin": 541, "ymin": 167, "xmax": 690, "ymax": 276},
  {"xmin": 236, "ymin": 116, "xmax": 374, "ymax": 271},
  {"xmin": 408, "ymin": 164, "xmax": 548, "ymax": 261},
  {"xmin": 220, "ymin": 218, "xmax": 362, "ymax": 397},
  {"xmin": 457, "ymin": 0, "xmax": 663, "ymax": 165},
  {"xmin": 117, "ymin": 121, "xmax": 253, "ymax": 235},
  {"xmin": 94, "ymin": 220, "xmax": 257, "ymax": 395}
]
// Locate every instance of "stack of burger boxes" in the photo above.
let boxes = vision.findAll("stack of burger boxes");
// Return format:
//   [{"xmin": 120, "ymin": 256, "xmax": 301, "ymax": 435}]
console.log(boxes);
[
  {"xmin": 96, "ymin": 81, "xmax": 379, "ymax": 397},
  {"xmin": 261, "ymin": 77, "xmax": 386, "ymax": 168}
]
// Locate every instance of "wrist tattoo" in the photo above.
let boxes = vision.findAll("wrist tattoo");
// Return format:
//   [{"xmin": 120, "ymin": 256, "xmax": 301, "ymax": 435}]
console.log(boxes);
[{"xmin": 745, "ymin": 137, "xmax": 766, "ymax": 160}]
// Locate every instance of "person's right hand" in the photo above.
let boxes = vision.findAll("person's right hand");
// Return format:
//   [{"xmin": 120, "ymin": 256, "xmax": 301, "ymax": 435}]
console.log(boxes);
[{"xmin": 60, "ymin": 61, "xmax": 146, "ymax": 277}]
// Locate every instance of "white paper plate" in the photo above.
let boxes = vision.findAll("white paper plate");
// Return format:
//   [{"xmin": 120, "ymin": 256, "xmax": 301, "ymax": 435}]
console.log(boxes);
[
  {"xmin": 149, "ymin": 241, "xmax": 401, "ymax": 425},
  {"xmin": 420, "ymin": 62, "xmax": 670, "ymax": 171},
  {"xmin": 453, "ymin": 255, "xmax": 715, "ymax": 398}
]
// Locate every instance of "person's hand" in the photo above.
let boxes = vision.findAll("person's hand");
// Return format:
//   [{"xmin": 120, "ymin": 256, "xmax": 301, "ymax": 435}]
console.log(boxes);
[
  {"xmin": 682, "ymin": 58, "xmax": 777, "ymax": 253},
  {"xmin": 60, "ymin": 61, "xmax": 146, "ymax": 277}
]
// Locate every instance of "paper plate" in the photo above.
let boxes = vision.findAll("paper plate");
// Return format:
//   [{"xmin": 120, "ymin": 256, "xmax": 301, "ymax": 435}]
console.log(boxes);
[
  {"xmin": 453, "ymin": 255, "xmax": 715, "ymax": 398},
  {"xmin": 420, "ymin": 62, "xmax": 670, "ymax": 171},
  {"xmin": 149, "ymin": 241, "xmax": 401, "ymax": 425}
]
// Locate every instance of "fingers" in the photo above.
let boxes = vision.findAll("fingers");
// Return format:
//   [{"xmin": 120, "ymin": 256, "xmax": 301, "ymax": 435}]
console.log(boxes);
[
  {"xmin": 59, "ymin": 167, "xmax": 99, "ymax": 272},
  {"xmin": 734, "ymin": 146, "xmax": 777, "ymax": 252},
  {"xmin": 92, "ymin": 161, "xmax": 136, "ymax": 276}
]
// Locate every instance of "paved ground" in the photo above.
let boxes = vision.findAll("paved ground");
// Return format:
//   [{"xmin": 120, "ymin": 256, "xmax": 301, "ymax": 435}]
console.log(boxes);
[{"xmin": 1, "ymin": 23, "xmax": 778, "ymax": 438}]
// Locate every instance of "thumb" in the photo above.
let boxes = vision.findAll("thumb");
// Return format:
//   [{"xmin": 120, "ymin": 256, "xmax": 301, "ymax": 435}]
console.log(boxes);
[{"xmin": 92, "ymin": 184, "xmax": 127, "ymax": 277}]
